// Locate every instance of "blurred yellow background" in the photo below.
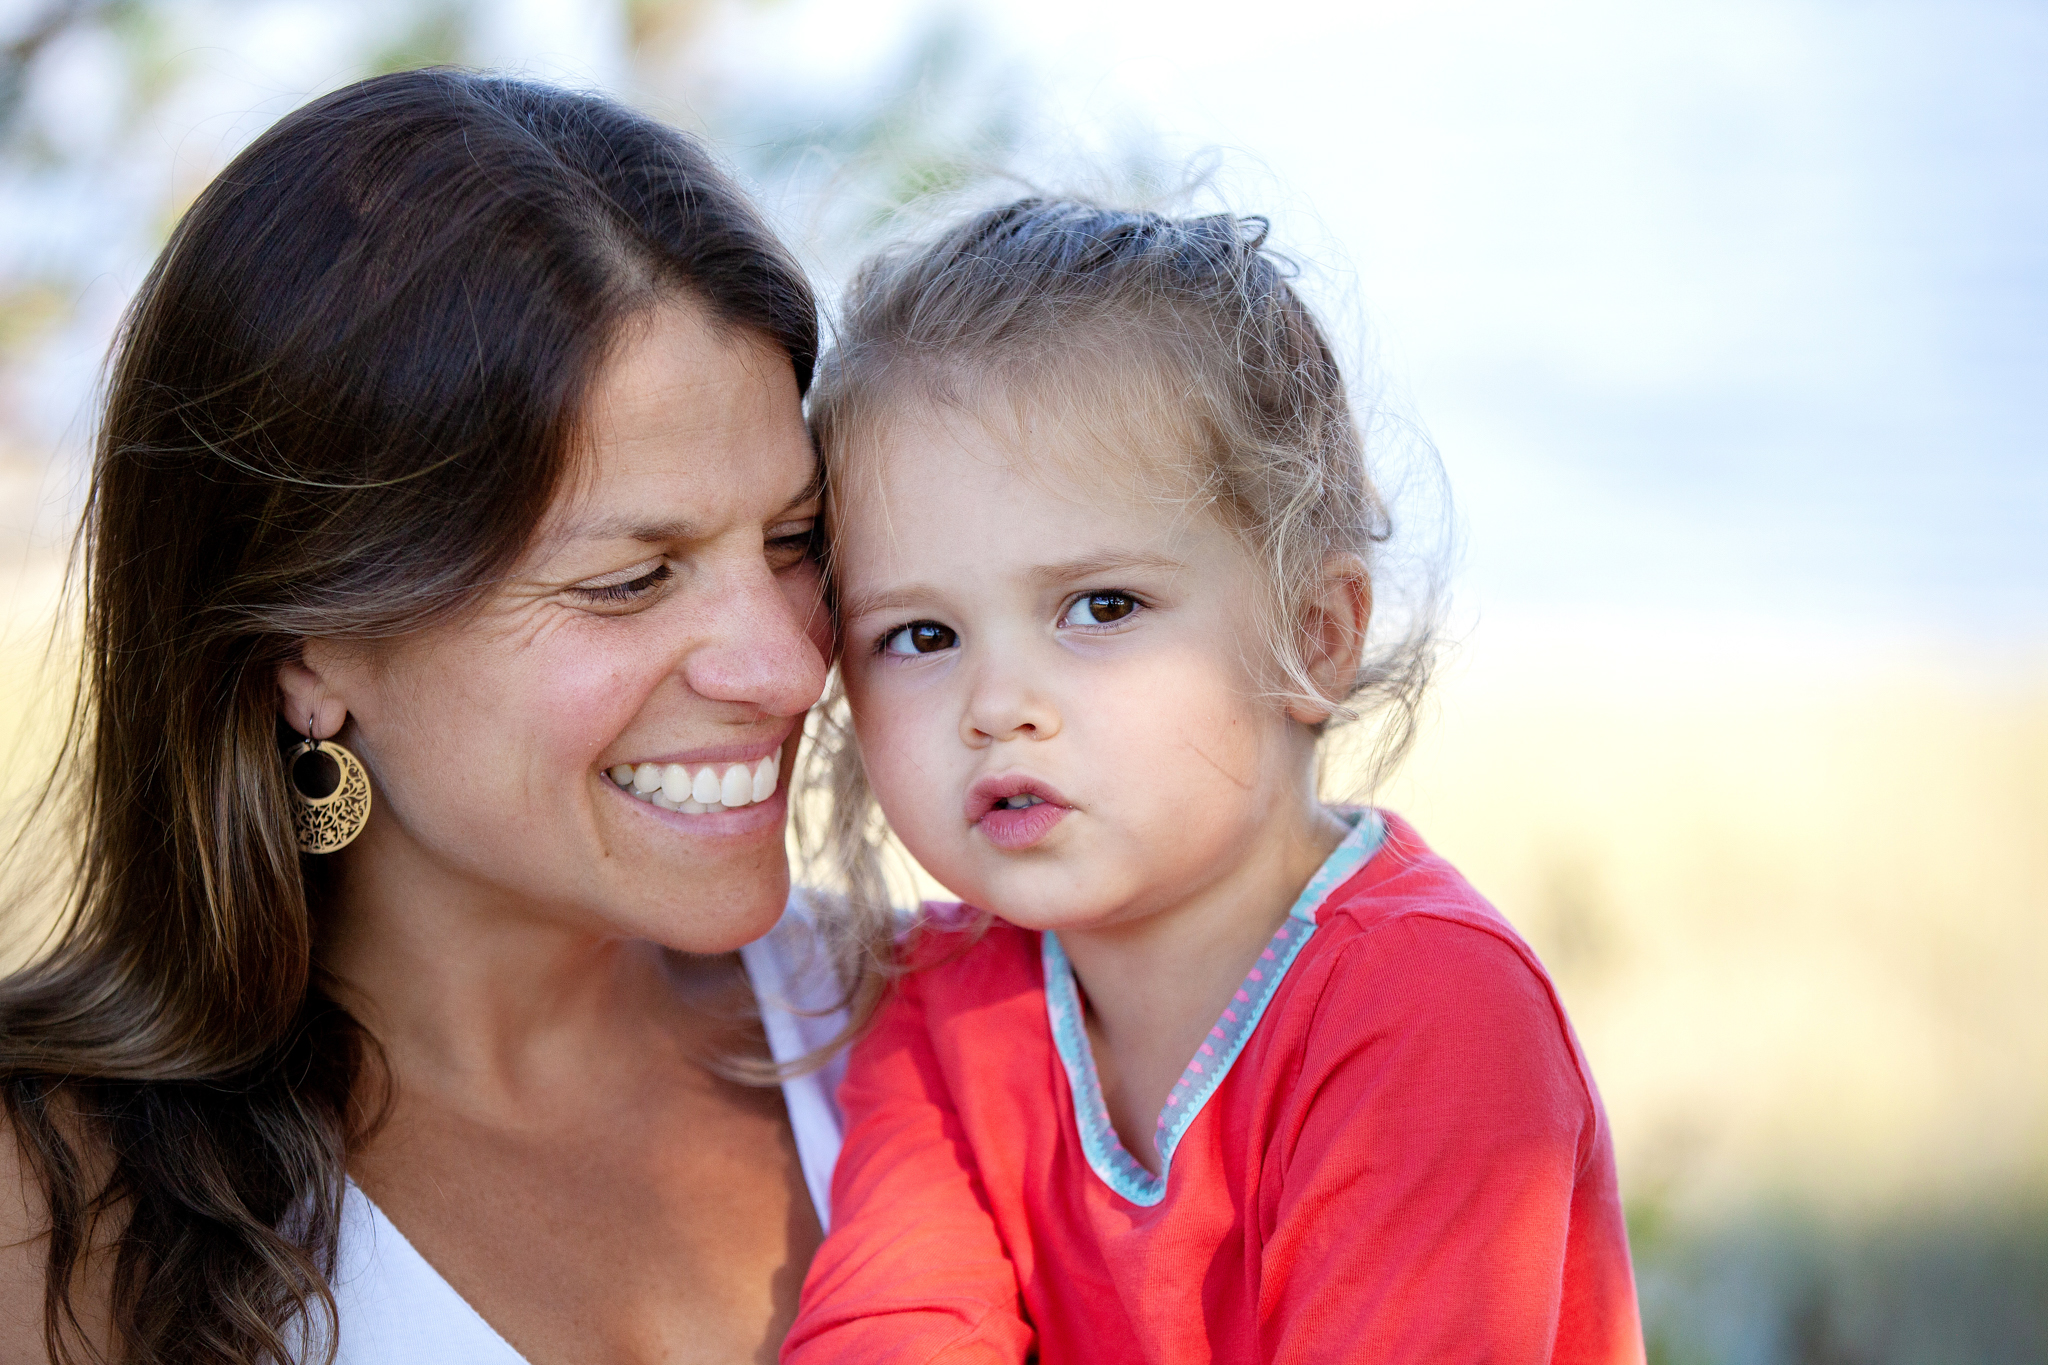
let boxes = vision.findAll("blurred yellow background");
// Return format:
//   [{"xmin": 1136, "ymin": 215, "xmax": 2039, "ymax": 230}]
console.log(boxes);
[
  {"xmin": 3, "ymin": 1, "xmax": 2044, "ymax": 1359},
  {"xmin": 1374, "ymin": 635, "xmax": 2048, "ymax": 1357}
]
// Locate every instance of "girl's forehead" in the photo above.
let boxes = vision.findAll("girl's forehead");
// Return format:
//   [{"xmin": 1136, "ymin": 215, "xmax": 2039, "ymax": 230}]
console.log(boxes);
[
  {"xmin": 835, "ymin": 360, "xmax": 1211, "ymax": 516},
  {"xmin": 828, "ymin": 400, "xmax": 1244, "ymax": 600}
]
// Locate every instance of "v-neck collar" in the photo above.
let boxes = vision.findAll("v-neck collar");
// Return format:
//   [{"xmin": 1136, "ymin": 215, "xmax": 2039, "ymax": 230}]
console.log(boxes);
[{"xmin": 1041, "ymin": 809, "xmax": 1388, "ymax": 1207}]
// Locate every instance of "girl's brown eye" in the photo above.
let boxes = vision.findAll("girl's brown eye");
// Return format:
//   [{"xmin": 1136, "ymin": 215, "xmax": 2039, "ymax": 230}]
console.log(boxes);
[
  {"xmin": 1061, "ymin": 592, "xmax": 1138, "ymax": 627},
  {"xmin": 881, "ymin": 621, "xmax": 958, "ymax": 656}
]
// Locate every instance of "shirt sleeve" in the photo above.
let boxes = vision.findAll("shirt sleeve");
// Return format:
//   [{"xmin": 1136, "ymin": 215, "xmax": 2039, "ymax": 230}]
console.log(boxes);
[
  {"xmin": 781, "ymin": 964, "xmax": 1036, "ymax": 1365},
  {"xmin": 1257, "ymin": 915, "xmax": 1640, "ymax": 1365}
]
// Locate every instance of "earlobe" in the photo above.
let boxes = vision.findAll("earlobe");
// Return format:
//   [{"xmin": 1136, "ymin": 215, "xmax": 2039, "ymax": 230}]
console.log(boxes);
[
  {"xmin": 1286, "ymin": 554, "xmax": 1373, "ymax": 726},
  {"xmin": 276, "ymin": 644, "xmax": 351, "ymax": 741}
]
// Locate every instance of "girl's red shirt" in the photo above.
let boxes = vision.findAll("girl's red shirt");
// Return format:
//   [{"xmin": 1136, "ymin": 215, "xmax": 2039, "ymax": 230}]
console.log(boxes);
[{"xmin": 783, "ymin": 812, "xmax": 1645, "ymax": 1364}]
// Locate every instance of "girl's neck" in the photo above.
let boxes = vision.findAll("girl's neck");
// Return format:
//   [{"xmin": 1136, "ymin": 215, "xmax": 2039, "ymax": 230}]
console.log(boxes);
[{"xmin": 1057, "ymin": 791, "xmax": 1350, "ymax": 1172}]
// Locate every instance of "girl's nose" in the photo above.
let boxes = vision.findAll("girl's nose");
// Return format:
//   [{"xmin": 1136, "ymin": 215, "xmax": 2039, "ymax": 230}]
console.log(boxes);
[
  {"xmin": 961, "ymin": 662, "xmax": 1062, "ymax": 746},
  {"xmin": 679, "ymin": 555, "xmax": 828, "ymax": 717}
]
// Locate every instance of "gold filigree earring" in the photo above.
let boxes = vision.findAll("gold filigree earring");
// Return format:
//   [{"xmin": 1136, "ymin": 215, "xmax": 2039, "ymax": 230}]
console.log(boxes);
[{"xmin": 286, "ymin": 718, "xmax": 372, "ymax": 854}]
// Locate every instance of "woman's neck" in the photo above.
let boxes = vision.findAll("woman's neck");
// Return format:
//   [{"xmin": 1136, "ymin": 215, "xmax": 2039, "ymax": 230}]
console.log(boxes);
[
  {"xmin": 1057, "ymin": 789, "xmax": 1349, "ymax": 1173},
  {"xmin": 321, "ymin": 820, "xmax": 727, "ymax": 1113}
]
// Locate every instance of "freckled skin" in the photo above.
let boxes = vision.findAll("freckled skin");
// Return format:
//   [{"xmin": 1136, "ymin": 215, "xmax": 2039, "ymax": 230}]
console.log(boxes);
[
  {"xmin": 836, "ymin": 399, "xmax": 1357, "ymax": 1168},
  {"xmin": 0, "ymin": 302, "xmax": 837, "ymax": 1365},
  {"xmin": 303, "ymin": 300, "xmax": 832, "ymax": 1365},
  {"xmin": 321, "ymin": 306, "xmax": 828, "ymax": 955}
]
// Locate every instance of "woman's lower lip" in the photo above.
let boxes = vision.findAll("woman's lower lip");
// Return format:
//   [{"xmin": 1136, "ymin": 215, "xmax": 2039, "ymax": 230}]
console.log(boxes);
[{"xmin": 976, "ymin": 802, "xmax": 1069, "ymax": 850}]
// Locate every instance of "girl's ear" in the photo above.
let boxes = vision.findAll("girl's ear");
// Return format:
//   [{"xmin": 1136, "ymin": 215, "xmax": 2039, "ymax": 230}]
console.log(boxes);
[
  {"xmin": 1286, "ymin": 553, "xmax": 1373, "ymax": 726},
  {"xmin": 276, "ymin": 640, "xmax": 352, "ymax": 741}
]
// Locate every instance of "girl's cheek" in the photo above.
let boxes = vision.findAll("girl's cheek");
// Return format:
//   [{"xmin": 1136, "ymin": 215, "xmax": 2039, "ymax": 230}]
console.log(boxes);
[{"xmin": 851, "ymin": 686, "xmax": 941, "ymax": 812}]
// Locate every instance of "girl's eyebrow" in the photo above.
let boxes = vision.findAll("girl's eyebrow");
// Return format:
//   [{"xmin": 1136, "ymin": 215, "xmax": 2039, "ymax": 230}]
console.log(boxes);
[
  {"xmin": 842, "ymin": 551, "xmax": 1186, "ymax": 622},
  {"xmin": 839, "ymin": 584, "xmax": 935, "ymax": 621},
  {"xmin": 1029, "ymin": 551, "xmax": 1185, "ymax": 585}
]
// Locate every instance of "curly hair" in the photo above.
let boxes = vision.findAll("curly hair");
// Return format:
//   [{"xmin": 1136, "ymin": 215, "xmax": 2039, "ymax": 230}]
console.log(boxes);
[{"xmin": 798, "ymin": 196, "xmax": 1442, "ymax": 955}]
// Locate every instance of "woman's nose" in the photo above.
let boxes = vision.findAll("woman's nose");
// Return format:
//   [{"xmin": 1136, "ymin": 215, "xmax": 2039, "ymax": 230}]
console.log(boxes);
[
  {"xmin": 960, "ymin": 656, "xmax": 1062, "ymax": 746},
  {"xmin": 678, "ymin": 556, "xmax": 828, "ymax": 717}
]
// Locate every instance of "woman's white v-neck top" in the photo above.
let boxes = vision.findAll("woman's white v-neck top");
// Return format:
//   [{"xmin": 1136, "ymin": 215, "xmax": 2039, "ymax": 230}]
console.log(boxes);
[{"xmin": 321, "ymin": 896, "xmax": 848, "ymax": 1364}]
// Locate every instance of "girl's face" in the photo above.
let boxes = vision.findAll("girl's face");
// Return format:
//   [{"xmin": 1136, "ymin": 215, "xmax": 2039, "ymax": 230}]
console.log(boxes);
[
  {"xmin": 308, "ymin": 299, "xmax": 828, "ymax": 953},
  {"xmin": 835, "ymin": 398, "xmax": 1324, "ymax": 932}
]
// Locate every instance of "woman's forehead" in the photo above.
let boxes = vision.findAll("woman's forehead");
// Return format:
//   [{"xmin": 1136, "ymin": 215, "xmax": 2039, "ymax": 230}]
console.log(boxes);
[{"xmin": 535, "ymin": 305, "xmax": 814, "ymax": 550}]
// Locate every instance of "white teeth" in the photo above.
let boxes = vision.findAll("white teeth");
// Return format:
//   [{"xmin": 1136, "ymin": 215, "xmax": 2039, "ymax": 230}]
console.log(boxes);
[{"xmin": 607, "ymin": 754, "xmax": 781, "ymax": 814}]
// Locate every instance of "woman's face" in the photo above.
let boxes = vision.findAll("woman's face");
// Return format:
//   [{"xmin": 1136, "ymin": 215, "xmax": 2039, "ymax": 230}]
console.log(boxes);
[{"xmin": 308, "ymin": 299, "xmax": 827, "ymax": 953}]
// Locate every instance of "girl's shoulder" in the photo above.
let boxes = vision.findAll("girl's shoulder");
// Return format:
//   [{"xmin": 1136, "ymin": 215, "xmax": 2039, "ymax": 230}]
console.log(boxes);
[
  {"xmin": 1320, "ymin": 809, "xmax": 1540, "ymax": 967},
  {"xmin": 896, "ymin": 903, "xmax": 1041, "ymax": 982},
  {"xmin": 1294, "ymin": 810, "xmax": 1600, "ymax": 1113}
]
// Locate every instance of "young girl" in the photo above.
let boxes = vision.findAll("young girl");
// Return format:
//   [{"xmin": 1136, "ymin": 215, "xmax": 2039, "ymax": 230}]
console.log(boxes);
[{"xmin": 785, "ymin": 200, "xmax": 1644, "ymax": 1363}]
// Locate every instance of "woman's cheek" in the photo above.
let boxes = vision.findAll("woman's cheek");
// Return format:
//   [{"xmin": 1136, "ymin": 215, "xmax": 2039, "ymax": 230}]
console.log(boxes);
[
  {"xmin": 782, "ymin": 561, "xmax": 833, "ymax": 664},
  {"xmin": 543, "ymin": 639, "xmax": 663, "ymax": 758}
]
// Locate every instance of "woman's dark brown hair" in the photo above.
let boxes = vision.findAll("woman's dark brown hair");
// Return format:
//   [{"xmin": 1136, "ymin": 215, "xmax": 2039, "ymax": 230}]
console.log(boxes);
[{"xmin": 0, "ymin": 68, "xmax": 815, "ymax": 1363}]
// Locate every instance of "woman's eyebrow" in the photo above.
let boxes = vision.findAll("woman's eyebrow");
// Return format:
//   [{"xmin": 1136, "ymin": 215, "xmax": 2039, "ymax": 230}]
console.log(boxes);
[
  {"xmin": 784, "ymin": 466, "xmax": 826, "ymax": 513},
  {"xmin": 570, "ymin": 515, "xmax": 695, "ymax": 544},
  {"xmin": 563, "ymin": 486, "xmax": 818, "ymax": 546}
]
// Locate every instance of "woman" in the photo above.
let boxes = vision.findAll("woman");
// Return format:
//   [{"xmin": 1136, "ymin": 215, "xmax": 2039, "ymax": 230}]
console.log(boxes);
[{"xmin": 0, "ymin": 70, "xmax": 864, "ymax": 1363}]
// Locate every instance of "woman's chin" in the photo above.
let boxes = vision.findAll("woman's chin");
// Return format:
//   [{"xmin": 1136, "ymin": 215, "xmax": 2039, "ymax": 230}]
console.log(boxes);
[{"xmin": 627, "ymin": 852, "xmax": 794, "ymax": 956}]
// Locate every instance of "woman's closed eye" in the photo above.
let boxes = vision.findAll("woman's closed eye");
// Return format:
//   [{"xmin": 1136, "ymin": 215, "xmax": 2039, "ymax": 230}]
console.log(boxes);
[
  {"xmin": 1059, "ymin": 591, "xmax": 1142, "ymax": 629},
  {"xmin": 572, "ymin": 560, "xmax": 673, "ymax": 607},
  {"xmin": 879, "ymin": 621, "xmax": 959, "ymax": 656},
  {"xmin": 765, "ymin": 517, "xmax": 819, "ymax": 571}
]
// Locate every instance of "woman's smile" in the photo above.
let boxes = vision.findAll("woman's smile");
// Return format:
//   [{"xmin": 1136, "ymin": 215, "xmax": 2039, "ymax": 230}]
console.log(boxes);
[{"xmin": 609, "ymin": 752, "xmax": 781, "ymax": 813}]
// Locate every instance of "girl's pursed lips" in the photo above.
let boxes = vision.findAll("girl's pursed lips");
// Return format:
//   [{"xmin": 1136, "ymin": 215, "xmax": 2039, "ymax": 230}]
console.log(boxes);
[{"xmin": 964, "ymin": 772, "xmax": 1072, "ymax": 823}]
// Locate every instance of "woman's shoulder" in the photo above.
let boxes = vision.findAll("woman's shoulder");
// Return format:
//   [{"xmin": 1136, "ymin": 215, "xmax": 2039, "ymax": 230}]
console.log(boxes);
[
  {"xmin": 0, "ymin": 1099, "xmax": 115, "ymax": 1361},
  {"xmin": 0, "ymin": 1111, "xmax": 49, "ymax": 1356}
]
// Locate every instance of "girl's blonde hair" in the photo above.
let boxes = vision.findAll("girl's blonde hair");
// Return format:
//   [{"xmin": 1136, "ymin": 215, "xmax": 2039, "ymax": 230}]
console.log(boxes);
[{"xmin": 799, "ymin": 197, "xmax": 1441, "ymax": 980}]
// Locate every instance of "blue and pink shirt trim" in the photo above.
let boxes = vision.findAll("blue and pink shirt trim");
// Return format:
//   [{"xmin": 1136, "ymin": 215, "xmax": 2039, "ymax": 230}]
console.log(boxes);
[{"xmin": 1041, "ymin": 809, "xmax": 1389, "ymax": 1207}]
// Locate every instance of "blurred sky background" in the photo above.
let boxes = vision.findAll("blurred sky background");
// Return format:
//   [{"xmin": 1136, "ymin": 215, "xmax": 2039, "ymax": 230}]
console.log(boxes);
[{"xmin": 2, "ymin": 2, "xmax": 2044, "ymax": 1362}]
